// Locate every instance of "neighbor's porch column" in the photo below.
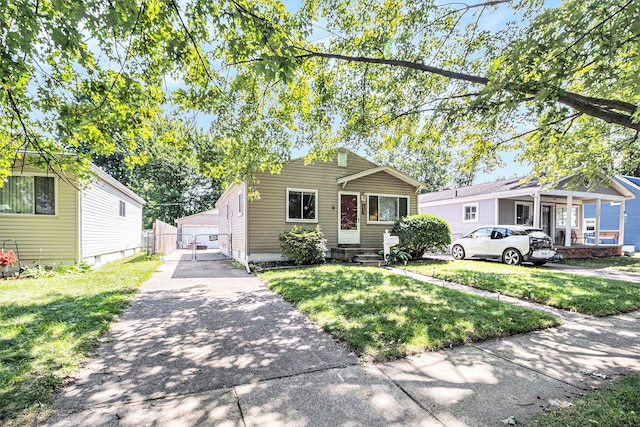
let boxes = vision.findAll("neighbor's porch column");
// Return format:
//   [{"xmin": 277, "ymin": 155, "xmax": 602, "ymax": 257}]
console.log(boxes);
[
  {"xmin": 595, "ymin": 198, "xmax": 601, "ymax": 246},
  {"xmin": 619, "ymin": 199, "xmax": 626, "ymax": 246},
  {"xmin": 565, "ymin": 195, "xmax": 573, "ymax": 246},
  {"xmin": 533, "ymin": 192, "xmax": 541, "ymax": 228}
]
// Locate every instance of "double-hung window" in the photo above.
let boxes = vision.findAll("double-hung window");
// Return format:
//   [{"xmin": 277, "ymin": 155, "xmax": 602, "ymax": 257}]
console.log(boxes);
[
  {"xmin": 368, "ymin": 194, "xmax": 408, "ymax": 223},
  {"xmin": 0, "ymin": 175, "xmax": 56, "ymax": 215},
  {"xmin": 287, "ymin": 189, "xmax": 317, "ymax": 222},
  {"xmin": 462, "ymin": 203, "xmax": 478, "ymax": 222}
]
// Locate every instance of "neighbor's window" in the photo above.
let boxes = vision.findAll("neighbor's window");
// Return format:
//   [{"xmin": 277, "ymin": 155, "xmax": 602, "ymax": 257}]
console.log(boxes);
[
  {"xmin": 119, "ymin": 200, "xmax": 126, "ymax": 217},
  {"xmin": 515, "ymin": 202, "xmax": 532, "ymax": 225},
  {"xmin": 0, "ymin": 175, "xmax": 55, "ymax": 215},
  {"xmin": 556, "ymin": 205, "xmax": 579, "ymax": 227},
  {"xmin": 287, "ymin": 189, "xmax": 317, "ymax": 222},
  {"xmin": 462, "ymin": 203, "xmax": 478, "ymax": 222},
  {"xmin": 238, "ymin": 191, "xmax": 243, "ymax": 215},
  {"xmin": 368, "ymin": 195, "xmax": 408, "ymax": 222}
]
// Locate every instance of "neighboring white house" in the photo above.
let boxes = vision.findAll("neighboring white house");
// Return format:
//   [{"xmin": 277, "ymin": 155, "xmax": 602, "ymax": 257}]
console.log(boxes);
[
  {"xmin": 175, "ymin": 209, "xmax": 219, "ymax": 249},
  {"xmin": 0, "ymin": 157, "xmax": 145, "ymax": 266}
]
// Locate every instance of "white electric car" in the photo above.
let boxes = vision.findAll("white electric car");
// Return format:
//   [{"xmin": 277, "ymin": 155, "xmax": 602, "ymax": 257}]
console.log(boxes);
[{"xmin": 451, "ymin": 225, "xmax": 556, "ymax": 266}]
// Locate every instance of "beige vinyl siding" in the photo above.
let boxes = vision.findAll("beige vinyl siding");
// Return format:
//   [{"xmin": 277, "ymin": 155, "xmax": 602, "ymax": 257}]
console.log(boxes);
[
  {"xmin": 216, "ymin": 183, "xmax": 246, "ymax": 259},
  {"xmin": 80, "ymin": 177, "xmax": 143, "ymax": 261},
  {"xmin": 247, "ymin": 154, "xmax": 418, "ymax": 255},
  {"xmin": 0, "ymin": 166, "xmax": 78, "ymax": 264}
]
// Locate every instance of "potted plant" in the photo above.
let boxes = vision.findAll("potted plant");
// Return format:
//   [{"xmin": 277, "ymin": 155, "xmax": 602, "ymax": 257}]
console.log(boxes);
[{"xmin": 0, "ymin": 250, "xmax": 18, "ymax": 272}]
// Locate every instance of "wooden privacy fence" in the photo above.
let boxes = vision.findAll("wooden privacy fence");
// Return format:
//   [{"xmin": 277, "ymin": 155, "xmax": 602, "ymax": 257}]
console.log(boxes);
[{"xmin": 152, "ymin": 219, "xmax": 178, "ymax": 255}]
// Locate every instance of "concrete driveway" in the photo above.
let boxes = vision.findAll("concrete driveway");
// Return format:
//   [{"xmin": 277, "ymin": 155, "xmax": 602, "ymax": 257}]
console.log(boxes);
[
  {"xmin": 46, "ymin": 252, "xmax": 441, "ymax": 426},
  {"xmin": 44, "ymin": 252, "xmax": 640, "ymax": 426}
]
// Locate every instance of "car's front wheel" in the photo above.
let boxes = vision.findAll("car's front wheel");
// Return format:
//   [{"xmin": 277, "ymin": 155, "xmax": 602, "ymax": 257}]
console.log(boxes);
[
  {"xmin": 502, "ymin": 248, "xmax": 522, "ymax": 265},
  {"xmin": 451, "ymin": 244, "xmax": 465, "ymax": 260}
]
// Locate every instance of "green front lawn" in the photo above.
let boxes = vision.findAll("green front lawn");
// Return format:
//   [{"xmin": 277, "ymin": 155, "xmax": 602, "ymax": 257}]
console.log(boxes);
[
  {"xmin": 563, "ymin": 255, "xmax": 640, "ymax": 272},
  {"xmin": 260, "ymin": 265, "xmax": 559, "ymax": 361},
  {"xmin": 0, "ymin": 254, "xmax": 162, "ymax": 426},
  {"xmin": 406, "ymin": 260, "xmax": 640, "ymax": 316},
  {"xmin": 524, "ymin": 373, "xmax": 640, "ymax": 426}
]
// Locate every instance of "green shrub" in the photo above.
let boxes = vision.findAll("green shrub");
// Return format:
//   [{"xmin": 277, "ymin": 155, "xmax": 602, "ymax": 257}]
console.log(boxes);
[
  {"xmin": 392, "ymin": 214, "xmax": 451, "ymax": 259},
  {"xmin": 384, "ymin": 246, "xmax": 412, "ymax": 265},
  {"xmin": 279, "ymin": 225, "xmax": 328, "ymax": 265}
]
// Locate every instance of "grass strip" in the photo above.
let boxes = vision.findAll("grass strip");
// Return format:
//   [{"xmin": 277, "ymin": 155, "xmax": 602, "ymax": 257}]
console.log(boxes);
[
  {"xmin": 0, "ymin": 254, "xmax": 161, "ymax": 426},
  {"xmin": 406, "ymin": 260, "xmax": 640, "ymax": 316},
  {"xmin": 260, "ymin": 265, "xmax": 559, "ymax": 362},
  {"xmin": 524, "ymin": 373, "xmax": 640, "ymax": 426},
  {"xmin": 562, "ymin": 255, "xmax": 640, "ymax": 272}
]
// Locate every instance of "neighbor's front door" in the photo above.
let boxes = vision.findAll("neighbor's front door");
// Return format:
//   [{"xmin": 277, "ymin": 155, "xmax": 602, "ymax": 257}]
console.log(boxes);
[
  {"xmin": 338, "ymin": 192, "xmax": 360, "ymax": 245},
  {"xmin": 542, "ymin": 205, "xmax": 552, "ymax": 237}
]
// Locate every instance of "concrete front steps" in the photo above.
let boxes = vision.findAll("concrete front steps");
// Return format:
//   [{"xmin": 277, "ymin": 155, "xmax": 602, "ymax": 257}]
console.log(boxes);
[{"xmin": 330, "ymin": 246, "xmax": 384, "ymax": 266}]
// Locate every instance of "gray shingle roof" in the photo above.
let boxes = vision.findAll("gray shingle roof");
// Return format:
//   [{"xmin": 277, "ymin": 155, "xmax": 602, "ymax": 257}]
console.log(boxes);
[{"xmin": 420, "ymin": 176, "xmax": 539, "ymax": 203}]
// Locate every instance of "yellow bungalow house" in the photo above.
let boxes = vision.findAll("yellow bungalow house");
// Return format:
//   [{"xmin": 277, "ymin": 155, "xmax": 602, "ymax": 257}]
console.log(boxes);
[
  {"xmin": 216, "ymin": 149, "xmax": 425, "ymax": 266},
  {"xmin": 0, "ymin": 156, "xmax": 145, "ymax": 268}
]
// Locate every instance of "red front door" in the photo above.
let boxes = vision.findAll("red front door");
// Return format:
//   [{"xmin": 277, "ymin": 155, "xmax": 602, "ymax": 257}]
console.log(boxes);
[{"xmin": 339, "ymin": 192, "xmax": 360, "ymax": 244}]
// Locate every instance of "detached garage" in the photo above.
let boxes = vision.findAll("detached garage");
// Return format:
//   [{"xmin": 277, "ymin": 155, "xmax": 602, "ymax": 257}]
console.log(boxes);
[{"xmin": 175, "ymin": 209, "xmax": 219, "ymax": 249}]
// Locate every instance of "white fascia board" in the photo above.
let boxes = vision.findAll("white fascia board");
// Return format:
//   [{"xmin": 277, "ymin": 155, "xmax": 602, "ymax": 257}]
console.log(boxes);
[
  {"xmin": 215, "ymin": 183, "xmax": 241, "ymax": 207},
  {"xmin": 542, "ymin": 188, "xmax": 631, "ymax": 201},
  {"xmin": 337, "ymin": 166, "xmax": 425, "ymax": 190},
  {"xmin": 614, "ymin": 175, "xmax": 640, "ymax": 198}
]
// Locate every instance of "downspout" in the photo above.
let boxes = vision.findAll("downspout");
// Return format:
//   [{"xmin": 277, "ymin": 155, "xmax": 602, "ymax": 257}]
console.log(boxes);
[{"xmin": 243, "ymin": 182, "xmax": 251, "ymax": 273}]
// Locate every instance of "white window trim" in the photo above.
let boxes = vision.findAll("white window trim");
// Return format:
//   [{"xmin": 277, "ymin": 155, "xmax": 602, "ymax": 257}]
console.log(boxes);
[
  {"xmin": 555, "ymin": 204, "xmax": 580, "ymax": 228},
  {"xmin": 0, "ymin": 172, "xmax": 59, "ymax": 217},
  {"xmin": 366, "ymin": 193, "xmax": 410, "ymax": 224},
  {"xmin": 515, "ymin": 201, "xmax": 533, "ymax": 225},
  {"xmin": 119, "ymin": 200, "xmax": 126, "ymax": 217},
  {"xmin": 238, "ymin": 190, "xmax": 243, "ymax": 216},
  {"xmin": 286, "ymin": 188, "xmax": 318, "ymax": 223},
  {"xmin": 462, "ymin": 202, "xmax": 478, "ymax": 223}
]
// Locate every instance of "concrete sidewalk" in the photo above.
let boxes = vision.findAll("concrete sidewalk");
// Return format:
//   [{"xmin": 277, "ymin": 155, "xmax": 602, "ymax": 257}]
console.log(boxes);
[{"xmin": 45, "ymin": 254, "xmax": 640, "ymax": 426}]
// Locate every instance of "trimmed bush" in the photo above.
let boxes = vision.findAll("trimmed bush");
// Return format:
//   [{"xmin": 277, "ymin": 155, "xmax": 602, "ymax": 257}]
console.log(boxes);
[
  {"xmin": 392, "ymin": 214, "xmax": 451, "ymax": 259},
  {"xmin": 279, "ymin": 225, "xmax": 328, "ymax": 265}
]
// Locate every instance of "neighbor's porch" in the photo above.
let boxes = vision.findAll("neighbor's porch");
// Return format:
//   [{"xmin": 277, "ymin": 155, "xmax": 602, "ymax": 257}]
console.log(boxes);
[{"xmin": 498, "ymin": 187, "xmax": 628, "ymax": 250}]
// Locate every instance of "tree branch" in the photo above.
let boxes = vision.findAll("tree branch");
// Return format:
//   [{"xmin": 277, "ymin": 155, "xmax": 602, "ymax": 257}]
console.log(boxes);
[{"xmin": 295, "ymin": 49, "xmax": 640, "ymax": 130}]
